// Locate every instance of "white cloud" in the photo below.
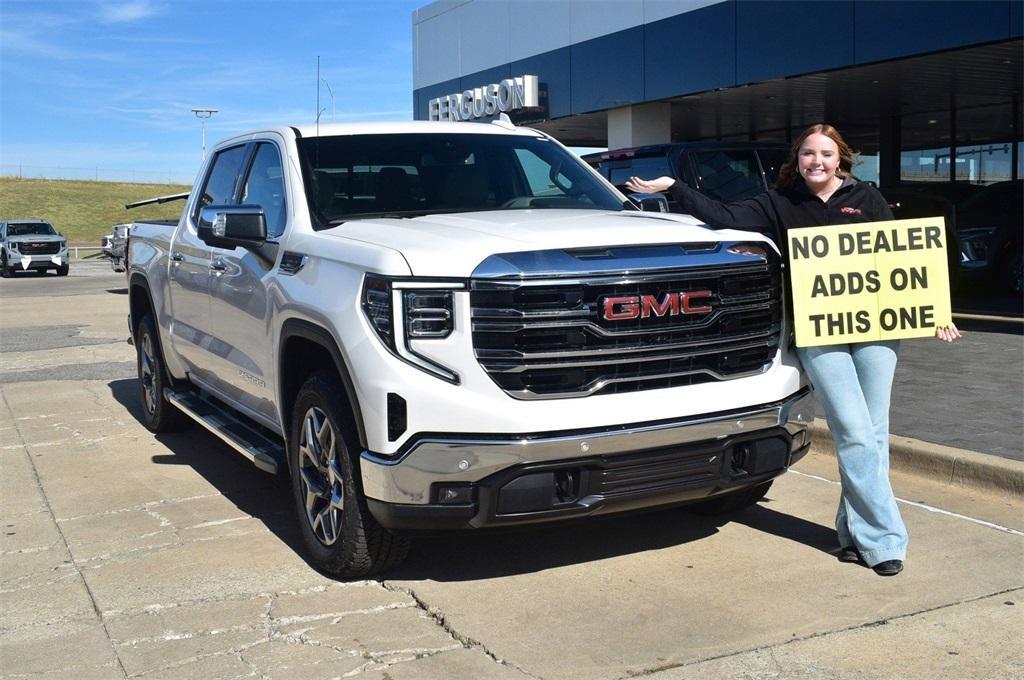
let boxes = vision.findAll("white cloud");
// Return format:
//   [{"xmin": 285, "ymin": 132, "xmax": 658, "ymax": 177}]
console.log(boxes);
[{"xmin": 98, "ymin": 0, "xmax": 160, "ymax": 24}]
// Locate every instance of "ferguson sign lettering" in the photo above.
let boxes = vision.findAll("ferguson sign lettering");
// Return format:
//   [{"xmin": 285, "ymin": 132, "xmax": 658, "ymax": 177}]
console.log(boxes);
[{"xmin": 429, "ymin": 75, "xmax": 539, "ymax": 121}]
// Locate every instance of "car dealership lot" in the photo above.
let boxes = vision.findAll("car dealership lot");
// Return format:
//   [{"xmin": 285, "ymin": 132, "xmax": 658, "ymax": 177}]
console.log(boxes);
[{"xmin": 1, "ymin": 260, "xmax": 1021, "ymax": 679}]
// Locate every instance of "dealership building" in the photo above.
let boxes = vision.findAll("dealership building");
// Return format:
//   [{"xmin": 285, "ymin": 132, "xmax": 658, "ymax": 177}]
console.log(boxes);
[{"xmin": 413, "ymin": 0, "xmax": 1022, "ymax": 187}]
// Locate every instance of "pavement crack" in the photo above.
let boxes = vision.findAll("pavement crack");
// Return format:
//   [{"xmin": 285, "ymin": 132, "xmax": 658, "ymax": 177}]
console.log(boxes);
[
  {"xmin": 127, "ymin": 639, "xmax": 269, "ymax": 678},
  {"xmin": 618, "ymin": 586, "xmax": 1024, "ymax": 678},
  {"xmin": 339, "ymin": 645, "xmax": 463, "ymax": 677},
  {"xmin": 379, "ymin": 580, "xmax": 543, "ymax": 679}
]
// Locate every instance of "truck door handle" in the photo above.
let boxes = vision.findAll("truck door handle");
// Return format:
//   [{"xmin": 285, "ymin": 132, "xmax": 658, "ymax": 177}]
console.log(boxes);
[
  {"xmin": 170, "ymin": 252, "xmax": 184, "ymax": 262},
  {"xmin": 210, "ymin": 260, "xmax": 227, "ymax": 272}
]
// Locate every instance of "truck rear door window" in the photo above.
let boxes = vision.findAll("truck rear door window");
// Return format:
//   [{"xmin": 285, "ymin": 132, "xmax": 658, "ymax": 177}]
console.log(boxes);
[{"xmin": 694, "ymin": 150, "xmax": 765, "ymax": 202}]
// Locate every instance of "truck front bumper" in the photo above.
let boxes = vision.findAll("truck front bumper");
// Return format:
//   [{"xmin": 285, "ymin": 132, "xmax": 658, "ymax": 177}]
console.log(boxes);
[
  {"xmin": 361, "ymin": 388, "xmax": 814, "ymax": 530},
  {"xmin": 11, "ymin": 253, "xmax": 69, "ymax": 270}
]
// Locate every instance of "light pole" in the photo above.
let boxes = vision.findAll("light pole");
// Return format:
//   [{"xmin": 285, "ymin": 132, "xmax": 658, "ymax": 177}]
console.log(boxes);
[{"xmin": 191, "ymin": 108, "xmax": 219, "ymax": 161}]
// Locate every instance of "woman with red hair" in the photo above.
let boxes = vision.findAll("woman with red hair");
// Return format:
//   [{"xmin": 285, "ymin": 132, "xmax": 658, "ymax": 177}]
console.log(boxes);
[{"xmin": 627, "ymin": 124, "xmax": 961, "ymax": 576}]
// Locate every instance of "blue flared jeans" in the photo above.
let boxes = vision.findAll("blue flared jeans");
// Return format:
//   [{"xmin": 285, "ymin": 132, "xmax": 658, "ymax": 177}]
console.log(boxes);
[{"xmin": 796, "ymin": 340, "xmax": 907, "ymax": 566}]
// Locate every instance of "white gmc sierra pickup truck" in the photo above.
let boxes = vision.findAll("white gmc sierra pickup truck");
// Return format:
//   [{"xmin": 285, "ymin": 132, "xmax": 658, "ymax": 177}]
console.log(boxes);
[{"xmin": 126, "ymin": 119, "xmax": 812, "ymax": 576}]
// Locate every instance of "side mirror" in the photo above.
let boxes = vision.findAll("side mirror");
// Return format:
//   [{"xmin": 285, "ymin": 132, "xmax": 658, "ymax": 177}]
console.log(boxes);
[
  {"xmin": 628, "ymin": 192, "xmax": 670, "ymax": 213},
  {"xmin": 198, "ymin": 205, "xmax": 267, "ymax": 250}
]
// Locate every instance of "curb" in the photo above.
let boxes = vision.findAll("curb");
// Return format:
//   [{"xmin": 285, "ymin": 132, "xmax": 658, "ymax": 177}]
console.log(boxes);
[{"xmin": 809, "ymin": 419, "xmax": 1024, "ymax": 500}]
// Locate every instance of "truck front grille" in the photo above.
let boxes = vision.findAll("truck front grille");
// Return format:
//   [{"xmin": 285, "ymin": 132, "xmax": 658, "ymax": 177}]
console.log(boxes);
[
  {"xmin": 470, "ymin": 263, "xmax": 782, "ymax": 399},
  {"xmin": 19, "ymin": 241, "xmax": 61, "ymax": 255}
]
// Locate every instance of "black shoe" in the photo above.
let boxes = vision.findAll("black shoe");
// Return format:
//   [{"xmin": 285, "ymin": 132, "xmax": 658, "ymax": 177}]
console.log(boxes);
[
  {"xmin": 872, "ymin": 559, "xmax": 904, "ymax": 576},
  {"xmin": 837, "ymin": 546, "xmax": 862, "ymax": 563}
]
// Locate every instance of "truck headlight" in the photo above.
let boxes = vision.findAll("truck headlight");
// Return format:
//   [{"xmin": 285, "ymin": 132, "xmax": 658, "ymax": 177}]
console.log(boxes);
[
  {"xmin": 8, "ymin": 242, "xmax": 18, "ymax": 252},
  {"xmin": 404, "ymin": 290, "xmax": 454, "ymax": 338},
  {"xmin": 361, "ymin": 276, "xmax": 460, "ymax": 384}
]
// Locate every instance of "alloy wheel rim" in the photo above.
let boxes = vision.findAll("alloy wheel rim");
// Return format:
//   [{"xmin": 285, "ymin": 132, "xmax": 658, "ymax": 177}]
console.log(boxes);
[
  {"xmin": 140, "ymin": 334, "xmax": 157, "ymax": 414},
  {"xmin": 298, "ymin": 406, "xmax": 344, "ymax": 546}
]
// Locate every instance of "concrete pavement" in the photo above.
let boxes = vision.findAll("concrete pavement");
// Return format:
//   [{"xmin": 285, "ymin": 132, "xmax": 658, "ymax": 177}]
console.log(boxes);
[{"xmin": 2, "ymin": 261, "xmax": 1022, "ymax": 679}]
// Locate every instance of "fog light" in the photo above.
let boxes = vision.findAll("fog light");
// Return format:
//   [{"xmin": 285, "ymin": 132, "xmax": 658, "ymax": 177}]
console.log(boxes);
[{"xmin": 434, "ymin": 484, "xmax": 473, "ymax": 505}]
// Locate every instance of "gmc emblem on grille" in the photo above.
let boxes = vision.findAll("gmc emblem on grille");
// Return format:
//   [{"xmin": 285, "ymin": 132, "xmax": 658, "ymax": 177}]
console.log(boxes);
[{"xmin": 600, "ymin": 291, "xmax": 713, "ymax": 321}]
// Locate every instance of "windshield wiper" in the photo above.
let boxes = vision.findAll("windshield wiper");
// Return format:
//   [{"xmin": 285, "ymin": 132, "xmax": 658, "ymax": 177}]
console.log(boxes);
[{"xmin": 326, "ymin": 207, "xmax": 495, "ymax": 225}]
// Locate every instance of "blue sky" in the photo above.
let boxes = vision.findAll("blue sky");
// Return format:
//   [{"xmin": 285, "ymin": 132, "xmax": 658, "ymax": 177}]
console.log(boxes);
[{"xmin": 1, "ymin": 0, "xmax": 423, "ymax": 183}]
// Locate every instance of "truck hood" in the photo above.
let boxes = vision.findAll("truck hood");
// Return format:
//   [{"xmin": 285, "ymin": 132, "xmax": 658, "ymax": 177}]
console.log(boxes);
[{"xmin": 321, "ymin": 209, "xmax": 771, "ymax": 277}]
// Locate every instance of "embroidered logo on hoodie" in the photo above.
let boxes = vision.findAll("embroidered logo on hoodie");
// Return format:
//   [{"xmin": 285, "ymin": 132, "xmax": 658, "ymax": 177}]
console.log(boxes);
[{"xmin": 840, "ymin": 206, "xmax": 862, "ymax": 215}]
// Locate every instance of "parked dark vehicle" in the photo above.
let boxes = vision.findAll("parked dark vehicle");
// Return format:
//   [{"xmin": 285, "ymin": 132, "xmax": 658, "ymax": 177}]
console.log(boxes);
[
  {"xmin": 956, "ymin": 179, "xmax": 1023, "ymax": 294},
  {"xmin": 584, "ymin": 143, "xmax": 788, "ymax": 242},
  {"xmin": 0, "ymin": 219, "xmax": 70, "ymax": 277},
  {"xmin": 583, "ymin": 143, "xmax": 961, "ymax": 287}
]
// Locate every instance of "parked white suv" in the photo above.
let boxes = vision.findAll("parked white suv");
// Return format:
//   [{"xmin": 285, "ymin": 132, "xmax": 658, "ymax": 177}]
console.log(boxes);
[
  {"xmin": 0, "ymin": 219, "xmax": 69, "ymax": 277},
  {"xmin": 126, "ymin": 120, "xmax": 812, "ymax": 576}
]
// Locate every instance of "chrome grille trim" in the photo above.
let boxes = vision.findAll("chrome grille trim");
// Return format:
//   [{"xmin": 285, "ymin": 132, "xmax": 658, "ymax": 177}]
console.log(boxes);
[
  {"xmin": 499, "ymin": 365, "xmax": 772, "ymax": 400},
  {"xmin": 479, "ymin": 331, "xmax": 779, "ymax": 367},
  {"xmin": 472, "ymin": 302, "xmax": 776, "ymax": 337},
  {"xmin": 469, "ymin": 244, "xmax": 782, "ymax": 400}
]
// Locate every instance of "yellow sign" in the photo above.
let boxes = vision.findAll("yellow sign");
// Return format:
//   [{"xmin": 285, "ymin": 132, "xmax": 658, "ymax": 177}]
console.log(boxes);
[{"xmin": 788, "ymin": 218, "xmax": 952, "ymax": 347}]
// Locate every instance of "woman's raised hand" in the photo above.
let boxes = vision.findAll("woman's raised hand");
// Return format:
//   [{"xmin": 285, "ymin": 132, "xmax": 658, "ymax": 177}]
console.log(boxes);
[
  {"xmin": 935, "ymin": 322, "xmax": 962, "ymax": 343},
  {"xmin": 624, "ymin": 176, "xmax": 676, "ymax": 194}
]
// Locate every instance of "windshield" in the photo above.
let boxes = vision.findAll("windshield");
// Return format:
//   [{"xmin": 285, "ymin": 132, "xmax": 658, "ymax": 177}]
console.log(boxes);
[
  {"xmin": 297, "ymin": 133, "xmax": 624, "ymax": 226},
  {"xmin": 7, "ymin": 222, "xmax": 57, "ymax": 236}
]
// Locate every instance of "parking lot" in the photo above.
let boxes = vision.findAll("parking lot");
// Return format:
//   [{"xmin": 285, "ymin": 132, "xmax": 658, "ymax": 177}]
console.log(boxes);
[{"xmin": 1, "ymin": 260, "xmax": 1022, "ymax": 679}]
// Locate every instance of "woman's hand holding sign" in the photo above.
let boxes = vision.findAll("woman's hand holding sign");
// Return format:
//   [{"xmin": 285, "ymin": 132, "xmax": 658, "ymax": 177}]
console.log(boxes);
[{"xmin": 935, "ymin": 323, "xmax": 962, "ymax": 343}]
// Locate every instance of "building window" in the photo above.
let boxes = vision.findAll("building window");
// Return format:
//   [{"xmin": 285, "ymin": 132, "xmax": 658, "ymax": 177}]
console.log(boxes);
[
  {"xmin": 954, "ymin": 143, "xmax": 1015, "ymax": 184},
  {"xmin": 900, "ymin": 147, "xmax": 951, "ymax": 183}
]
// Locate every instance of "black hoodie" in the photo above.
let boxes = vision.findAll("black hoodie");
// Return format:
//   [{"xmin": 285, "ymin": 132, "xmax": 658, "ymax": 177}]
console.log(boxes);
[{"xmin": 668, "ymin": 176, "xmax": 894, "ymax": 252}]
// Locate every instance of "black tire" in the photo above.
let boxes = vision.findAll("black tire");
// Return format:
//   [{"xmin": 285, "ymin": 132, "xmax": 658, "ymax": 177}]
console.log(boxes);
[
  {"xmin": 687, "ymin": 480, "xmax": 773, "ymax": 515},
  {"xmin": 57, "ymin": 263, "xmax": 69, "ymax": 276},
  {"xmin": 289, "ymin": 370, "xmax": 409, "ymax": 577},
  {"xmin": 135, "ymin": 313, "xmax": 185, "ymax": 433},
  {"xmin": 0, "ymin": 256, "xmax": 11, "ymax": 278}
]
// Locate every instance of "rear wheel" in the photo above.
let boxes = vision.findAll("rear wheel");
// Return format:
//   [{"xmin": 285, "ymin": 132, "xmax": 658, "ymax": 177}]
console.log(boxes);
[
  {"xmin": 289, "ymin": 370, "xmax": 409, "ymax": 577},
  {"xmin": 135, "ymin": 313, "xmax": 185, "ymax": 432},
  {"xmin": 687, "ymin": 480, "xmax": 773, "ymax": 515}
]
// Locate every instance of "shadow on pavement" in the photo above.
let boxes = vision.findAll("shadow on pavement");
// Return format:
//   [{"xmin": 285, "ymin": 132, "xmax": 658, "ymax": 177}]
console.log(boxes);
[
  {"xmin": 106, "ymin": 287, "xmax": 128, "ymax": 295},
  {"xmin": 107, "ymin": 378, "xmax": 306, "ymax": 559},
  {"xmin": 108, "ymin": 378, "xmax": 837, "ymax": 582},
  {"xmin": 729, "ymin": 500, "xmax": 839, "ymax": 554},
  {"xmin": 387, "ymin": 495, "xmax": 838, "ymax": 582}
]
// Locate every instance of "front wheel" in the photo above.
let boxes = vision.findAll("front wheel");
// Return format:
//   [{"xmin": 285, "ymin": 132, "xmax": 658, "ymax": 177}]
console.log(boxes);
[
  {"xmin": 687, "ymin": 480, "xmax": 773, "ymax": 515},
  {"xmin": 56, "ymin": 263, "xmax": 69, "ymax": 276},
  {"xmin": 289, "ymin": 370, "xmax": 409, "ymax": 577}
]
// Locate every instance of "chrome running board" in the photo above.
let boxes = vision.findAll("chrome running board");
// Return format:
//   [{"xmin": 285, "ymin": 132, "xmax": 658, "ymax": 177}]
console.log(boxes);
[{"xmin": 165, "ymin": 389, "xmax": 283, "ymax": 474}]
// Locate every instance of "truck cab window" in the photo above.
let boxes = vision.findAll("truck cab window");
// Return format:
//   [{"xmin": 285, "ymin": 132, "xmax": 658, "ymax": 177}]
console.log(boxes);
[
  {"xmin": 194, "ymin": 145, "xmax": 248, "ymax": 221},
  {"xmin": 241, "ymin": 143, "xmax": 287, "ymax": 239},
  {"xmin": 694, "ymin": 150, "xmax": 764, "ymax": 202}
]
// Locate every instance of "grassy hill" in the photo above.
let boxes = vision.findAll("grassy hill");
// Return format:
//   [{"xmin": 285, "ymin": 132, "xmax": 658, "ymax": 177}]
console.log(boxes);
[{"xmin": 0, "ymin": 176, "xmax": 191, "ymax": 245}]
